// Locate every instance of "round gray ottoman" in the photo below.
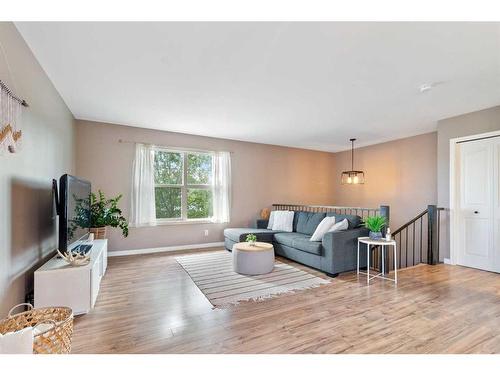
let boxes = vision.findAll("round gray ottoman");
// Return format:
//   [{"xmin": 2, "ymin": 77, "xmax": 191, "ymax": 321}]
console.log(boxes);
[{"xmin": 232, "ymin": 242, "xmax": 275, "ymax": 275}]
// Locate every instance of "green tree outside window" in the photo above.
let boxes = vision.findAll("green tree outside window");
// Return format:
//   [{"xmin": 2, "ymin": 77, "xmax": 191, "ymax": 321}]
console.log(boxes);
[{"xmin": 154, "ymin": 150, "xmax": 213, "ymax": 220}]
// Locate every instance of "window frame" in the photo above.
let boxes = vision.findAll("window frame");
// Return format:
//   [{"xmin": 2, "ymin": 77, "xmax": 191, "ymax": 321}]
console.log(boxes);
[{"xmin": 153, "ymin": 146, "xmax": 214, "ymax": 223}]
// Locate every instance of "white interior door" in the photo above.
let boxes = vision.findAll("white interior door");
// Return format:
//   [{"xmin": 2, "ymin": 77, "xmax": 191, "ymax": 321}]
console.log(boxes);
[
  {"xmin": 457, "ymin": 138, "xmax": 499, "ymax": 272},
  {"xmin": 492, "ymin": 141, "xmax": 500, "ymax": 273}
]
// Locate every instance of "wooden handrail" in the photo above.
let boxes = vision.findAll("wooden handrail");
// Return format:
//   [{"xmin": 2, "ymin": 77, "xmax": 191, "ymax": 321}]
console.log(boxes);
[
  {"xmin": 271, "ymin": 204, "xmax": 382, "ymax": 219},
  {"xmin": 392, "ymin": 209, "xmax": 429, "ymax": 236},
  {"xmin": 392, "ymin": 207, "xmax": 445, "ymax": 236},
  {"xmin": 272, "ymin": 203, "xmax": 380, "ymax": 211}
]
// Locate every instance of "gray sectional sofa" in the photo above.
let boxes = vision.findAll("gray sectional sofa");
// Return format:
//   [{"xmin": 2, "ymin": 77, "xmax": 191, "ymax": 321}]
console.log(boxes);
[{"xmin": 224, "ymin": 211, "xmax": 370, "ymax": 277}]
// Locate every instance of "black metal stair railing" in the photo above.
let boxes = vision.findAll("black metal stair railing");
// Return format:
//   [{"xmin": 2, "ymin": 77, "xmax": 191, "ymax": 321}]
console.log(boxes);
[{"xmin": 377, "ymin": 205, "xmax": 444, "ymax": 272}]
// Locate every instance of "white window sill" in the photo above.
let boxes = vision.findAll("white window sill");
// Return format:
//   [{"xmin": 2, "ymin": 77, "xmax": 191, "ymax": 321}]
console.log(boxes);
[{"xmin": 130, "ymin": 219, "xmax": 218, "ymax": 228}]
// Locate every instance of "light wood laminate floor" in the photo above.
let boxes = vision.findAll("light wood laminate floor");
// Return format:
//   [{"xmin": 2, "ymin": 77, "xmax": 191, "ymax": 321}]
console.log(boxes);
[{"xmin": 72, "ymin": 249, "xmax": 500, "ymax": 354}]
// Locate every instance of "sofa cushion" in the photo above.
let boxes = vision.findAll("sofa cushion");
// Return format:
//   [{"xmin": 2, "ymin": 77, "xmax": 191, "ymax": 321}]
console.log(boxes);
[
  {"xmin": 326, "ymin": 213, "xmax": 362, "ymax": 229},
  {"xmin": 292, "ymin": 236, "xmax": 322, "ymax": 255},
  {"xmin": 273, "ymin": 232, "xmax": 309, "ymax": 247},
  {"xmin": 292, "ymin": 211, "xmax": 301, "ymax": 232},
  {"xmin": 295, "ymin": 212, "xmax": 326, "ymax": 235},
  {"xmin": 223, "ymin": 228, "xmax": 280, "ymax": 243}
]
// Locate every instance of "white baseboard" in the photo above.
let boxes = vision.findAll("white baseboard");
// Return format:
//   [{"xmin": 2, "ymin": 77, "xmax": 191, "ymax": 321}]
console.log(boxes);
[
  {"xmin": 108, "ymin": 242, "xmax": 225, "ymax": 257},
  {"xmin": 443, "ymin": 258, "xmax": 451, "ymax": 264}
]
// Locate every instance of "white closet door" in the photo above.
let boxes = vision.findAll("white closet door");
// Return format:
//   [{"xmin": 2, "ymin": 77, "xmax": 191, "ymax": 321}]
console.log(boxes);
[
  {"xmin": 493, "ymin": 140, "xmax": 500, "ymax": 273},
  {"xmin": 458, "ymin": 139, "xmax": 495, "ymax": 272}
]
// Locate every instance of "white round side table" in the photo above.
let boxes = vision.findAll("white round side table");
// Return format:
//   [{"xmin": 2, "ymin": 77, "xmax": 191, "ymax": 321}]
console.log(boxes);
[
  {"xmin": 232, "ymin": 242, "xmax": 275, "ymax": 275},
  {"xmin": 357, "ymin": 237, "xmax": 397, "ymax": 284}
]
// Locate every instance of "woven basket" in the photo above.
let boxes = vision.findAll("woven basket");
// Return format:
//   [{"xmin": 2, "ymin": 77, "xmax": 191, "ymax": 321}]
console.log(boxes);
[
  {"xmin": 90, "ymin": 226, "xmax": 107, "ymax": 239},
  {"xmin": 0, "ymin": 303, "xmax": 73, "ymax": 354}
]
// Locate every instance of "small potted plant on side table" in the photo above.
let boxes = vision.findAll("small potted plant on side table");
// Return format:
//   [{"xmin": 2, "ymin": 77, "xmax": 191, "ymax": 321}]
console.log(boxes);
[
  {"xmin": 246, "ymin": 234, "xmax": 257, "ymax": 246},
  {"xmin": 364, "ymin": 216, "xmax": 387, "ymax": 240}
]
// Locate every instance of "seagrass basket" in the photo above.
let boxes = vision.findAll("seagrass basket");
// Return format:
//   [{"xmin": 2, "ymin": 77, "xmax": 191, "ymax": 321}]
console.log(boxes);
[
  {"xmin": 90, "ymin": 226, "xmax": 107, "ymax": 239},
  {"xmin": 0, "ymin": 303, "xmax": 73, "ymax": 354}
]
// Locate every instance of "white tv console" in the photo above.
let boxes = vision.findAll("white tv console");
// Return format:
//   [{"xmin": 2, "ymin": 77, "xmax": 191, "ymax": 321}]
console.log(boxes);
[{"xmin": 34, "ymin": 239, "xmax": 108, "ymax": 315}]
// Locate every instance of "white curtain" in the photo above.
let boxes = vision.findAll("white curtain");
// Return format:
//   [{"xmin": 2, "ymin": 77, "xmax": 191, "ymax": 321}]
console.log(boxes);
[
  {"xmin": 130, "ymin": 143, "xmax": 156, "ymax": 226},
  {"xmin": 212, "ymin": 151, "xmax": 231, "ymax": 223}
]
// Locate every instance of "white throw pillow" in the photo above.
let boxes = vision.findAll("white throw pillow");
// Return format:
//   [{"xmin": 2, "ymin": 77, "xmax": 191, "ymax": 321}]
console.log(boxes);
[
  {"xmin": 327, "ymin": 218, "xmax": 349, "ymax": 233},
  {"xmin": 271, "ymin": 211, "xmax": 294, "ymax": 232},
  {"xmin": 310, "ymin": 216, "xmax": 336, "ymax": 241},
  {"xmin": 267, "ymin": 211, "xmax": 275, "ymax": 229}
]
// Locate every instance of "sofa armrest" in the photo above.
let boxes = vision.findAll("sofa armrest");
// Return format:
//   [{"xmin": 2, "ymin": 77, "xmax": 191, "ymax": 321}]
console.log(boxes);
[
  {"xmin": 256, "ymin": 219, "xmax": 269, "ymax": 229},
  {"xmin": 321, "ymin": 227, "xmax": 369, "ymax": 274}
]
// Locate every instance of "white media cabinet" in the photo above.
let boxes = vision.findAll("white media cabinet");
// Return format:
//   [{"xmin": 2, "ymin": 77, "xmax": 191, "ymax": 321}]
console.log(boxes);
[{"xmin": 34, "ymin": 239, "xmax": 108, "ymax": 315}]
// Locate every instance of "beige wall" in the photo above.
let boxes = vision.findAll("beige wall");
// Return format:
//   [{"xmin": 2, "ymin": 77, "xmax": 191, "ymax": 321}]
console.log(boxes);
[
  {"xmin": 0, "ymin": 23, "xmax": 75, "ymax": 316},
  {"xmin": 75, "ymin": 120, "xmax": 336, "ymax": 252},
  {"xmin": 76, "ymin": 121, "xmax": 440, "ymax": 254},
  {"xmin": 332, "ymin": 132, "xmax": 438, "ymax": 231},
  {"xmin": 437, "ymin": 105, "xmax": 500, "ymax": 258}
]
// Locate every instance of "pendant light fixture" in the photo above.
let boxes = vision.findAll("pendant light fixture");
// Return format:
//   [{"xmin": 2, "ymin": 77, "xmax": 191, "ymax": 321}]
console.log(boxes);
[{"xmin": 341, "ymin": 138, "xmax": 365, "ymax": 184}]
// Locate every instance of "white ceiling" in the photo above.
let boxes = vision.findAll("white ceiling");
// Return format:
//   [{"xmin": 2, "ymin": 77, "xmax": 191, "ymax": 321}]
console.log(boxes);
[{"xmin": 15, "ymin": 22, "xmax": 500, "ymax": 152}]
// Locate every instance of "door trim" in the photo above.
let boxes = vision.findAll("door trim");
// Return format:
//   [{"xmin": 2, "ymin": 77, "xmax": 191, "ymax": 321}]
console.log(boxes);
[{"xmin": 450, "ymin": 129, "xmax": 500, "ymax": 266}]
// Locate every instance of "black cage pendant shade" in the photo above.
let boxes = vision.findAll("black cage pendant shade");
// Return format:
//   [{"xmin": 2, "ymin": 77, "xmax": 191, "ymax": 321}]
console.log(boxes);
[{"xmin": 341, "ymin": 138, "xmax": 365, "ymax": 184}]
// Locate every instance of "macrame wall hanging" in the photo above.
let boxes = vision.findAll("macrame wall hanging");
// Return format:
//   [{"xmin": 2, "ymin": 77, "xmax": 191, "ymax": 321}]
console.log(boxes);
[{"xmin": 0, "ymin": 79, "xmax": 28, "ymax": 154}]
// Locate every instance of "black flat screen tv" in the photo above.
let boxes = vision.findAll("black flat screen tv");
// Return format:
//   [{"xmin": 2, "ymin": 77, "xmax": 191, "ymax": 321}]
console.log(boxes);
[{"xmin": 58, "ymin": 174, "xmax": 92, "ymax": 254}]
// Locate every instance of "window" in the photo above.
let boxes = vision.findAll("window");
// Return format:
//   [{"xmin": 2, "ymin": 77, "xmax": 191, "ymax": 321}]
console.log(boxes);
[
  {"xmin": 130, "ymin": 144, "xmax": 230, "ymax": 227},
  {"xmin": 153, "ymin": 149, "xmax": 214, "ymax": 221}
]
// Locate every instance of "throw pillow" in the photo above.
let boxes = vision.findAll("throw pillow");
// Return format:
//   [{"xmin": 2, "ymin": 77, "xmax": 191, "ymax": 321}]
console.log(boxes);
[
  {"xmin": 267, "ymin": 211, "xmax": 275, "ymax": 229},
  {"xmin": 327, "ymin": 218, "xmax": 349, "ymax": 233},
  {"xmin": 310, "ymin": 216, "xmax": 336, "ymax": 241},
  {"xmin": 271, "ymin": 211, "xmax": 294, "ymax": 232}
]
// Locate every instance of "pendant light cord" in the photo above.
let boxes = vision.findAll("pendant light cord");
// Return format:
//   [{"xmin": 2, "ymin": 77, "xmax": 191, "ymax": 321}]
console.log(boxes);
[{"xmin": 351, "ymin": 139, "xmax": 354, "ymax": 171}]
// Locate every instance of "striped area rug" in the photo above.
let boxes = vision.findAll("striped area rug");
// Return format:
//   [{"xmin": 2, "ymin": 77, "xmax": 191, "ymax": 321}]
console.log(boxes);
[{"xmin": 176, "ymin": 251, "xmax": 331, "ymax": 308}]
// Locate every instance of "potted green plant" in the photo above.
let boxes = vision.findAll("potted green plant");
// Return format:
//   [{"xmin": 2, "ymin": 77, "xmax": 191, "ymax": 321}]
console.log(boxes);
[
  {"xmin": 245, "ymin": 233, "xmax": 257, "ymax": 246},
  {"xmin": 70, "ymin": 190, "xmax": 129, "ymax": 240},
  {"xmin": 364, "ymin": 216, "xmax": 387, "ymax": 240},
  {"xmin": 88, "ymin": 191, "xmax": 129, "ymax": 239}
]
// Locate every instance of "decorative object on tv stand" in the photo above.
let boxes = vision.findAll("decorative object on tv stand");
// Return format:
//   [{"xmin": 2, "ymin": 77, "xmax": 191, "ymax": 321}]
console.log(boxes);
[
  {"xmin": 341, "ymin": 138, "xmax": 365, "ymax": 184},
  {"xmin": 245, "ymin": 233, "xmax": 257, "ymax": 246},
  {"xmin": 89, "ymin": 190, "xmax": 129, "ymax": 239},
  {"xmin": 0, "ymin": 80, "xmax": 28, "ymax": 154},
  {"xmin": 364, "ymin": 215, "xmax": 387, "ymax": 240},
  {"xmin": 57, "ymin": 248, "xmax": 91, "ymax": 266}
]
